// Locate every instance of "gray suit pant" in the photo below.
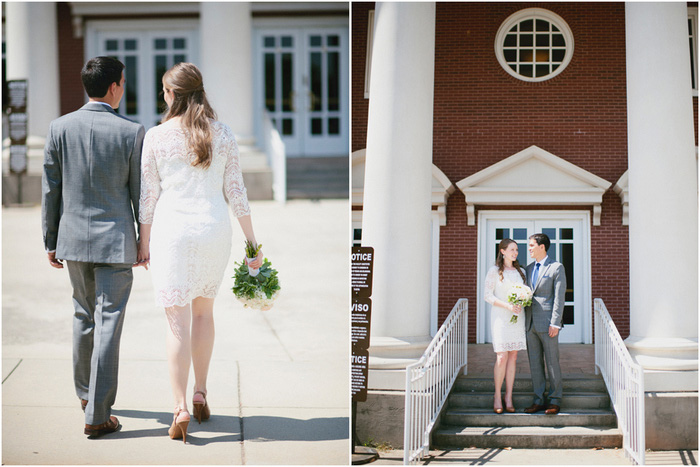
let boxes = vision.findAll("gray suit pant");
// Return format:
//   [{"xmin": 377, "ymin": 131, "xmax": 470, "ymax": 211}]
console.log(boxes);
[
  {"xmin": 526, "ymin": 327, "xmax": 563, "ymax": 406},
  {"xmin": 67, "ymin": 261, "xmax": 132, "ymax": 425}
]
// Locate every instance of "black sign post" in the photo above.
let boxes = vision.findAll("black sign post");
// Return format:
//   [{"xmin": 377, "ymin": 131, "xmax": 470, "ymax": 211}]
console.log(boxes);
[
  {"xmin": 351, "ymin": 246, "xmax": 378, "ymax": 464},
  {"xmin": 7, "ymin": 80, "xmax": 28, "ymax": 204}
]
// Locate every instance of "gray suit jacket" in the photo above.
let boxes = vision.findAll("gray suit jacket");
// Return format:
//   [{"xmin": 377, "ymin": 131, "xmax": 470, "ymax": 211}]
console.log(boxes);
[
  {"xmin": 42, "ymin": 102, "xmax": 145, "ymax": 264},
  {"xmin": 525, "ymin": 256, "xmax": 567, "ymax": 333}
]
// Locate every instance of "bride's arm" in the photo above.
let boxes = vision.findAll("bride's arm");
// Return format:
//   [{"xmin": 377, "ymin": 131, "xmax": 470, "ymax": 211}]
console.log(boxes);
[
  {"xmin": 236, "ymin": 214, "xmax": 262, "ymax": 269},
  {"xmin": 484, "ymin": 267, "xmax": 517, "ymax": 312}
]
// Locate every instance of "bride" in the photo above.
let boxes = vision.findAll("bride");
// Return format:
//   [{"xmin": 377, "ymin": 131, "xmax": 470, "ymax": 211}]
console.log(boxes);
[
  {"xmin": 138, "ymin": 62, "xmax": 263, "ymax": 443},
  {"xmin": 483, "ymin": 238, "xmax": 527, "ymax": 413}
]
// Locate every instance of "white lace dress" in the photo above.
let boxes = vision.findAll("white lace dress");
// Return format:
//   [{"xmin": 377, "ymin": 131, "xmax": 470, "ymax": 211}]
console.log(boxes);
[
  {"xmin": 139, "ymin": 119, "xmax": 251, "ymax": 308},
  {"xmin": 484, "ymin": 266, "xmax": 527, "ymax": 353}
]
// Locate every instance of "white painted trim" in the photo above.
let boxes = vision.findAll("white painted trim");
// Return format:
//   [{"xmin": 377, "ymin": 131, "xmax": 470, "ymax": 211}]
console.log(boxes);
[
  {"xmin": 613, "ymin": 170, "xmax": 629, "ymax": 226},
  {"xmin": 689, "ymin": 7, "xmax": 698, "ymax": 96},
  {"xmin": 364, "ymin": 10, "xmax": 375, "ymax": 99},
  {"xmin": 252, "ymin": 16, "xmax": 348, "ymax": 29},
  {"xmin": 430, "ymin": 211, "xmax": 441, "ymax": 337},
  {"xmin": 456, "ymin": 145, "xmax": 611, "ymax": 226},
  {"xmin": 494, "ymin": 7, "xmax": 574, "ymax": 83},
  {"xmin": 476, "ymin": 210, "xmax": 592, "ymax": 344}
]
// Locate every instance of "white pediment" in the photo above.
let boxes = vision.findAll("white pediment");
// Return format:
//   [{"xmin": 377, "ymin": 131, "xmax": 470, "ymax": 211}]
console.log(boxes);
[
  {"xmin": 352, "ymin": 149, "xmax": 455, "ymax": 225},
  {"xmin": 456, "ymin": 145, "xmax": 612, "ymax": 226}
]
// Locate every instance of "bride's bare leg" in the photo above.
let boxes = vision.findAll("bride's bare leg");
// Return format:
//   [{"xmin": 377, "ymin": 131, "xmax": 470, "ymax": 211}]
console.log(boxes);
[
  {"xmin": 504, "ymin": 350, "xmax": 518, "ymax": 407},
  {"xmin": 165, "ymin": 304, "xmax": 192, "ymax": 412},
  {"xmin": 494, "ymin": 352, "xmax": 507, "ymax": 409},
  {"xmin": 191, "ymin": 297, "xmax": 215, "ymax": 398}
]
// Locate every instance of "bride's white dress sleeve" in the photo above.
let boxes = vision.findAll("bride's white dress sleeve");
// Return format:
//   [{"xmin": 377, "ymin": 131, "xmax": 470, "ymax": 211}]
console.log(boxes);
[
  {"xmin": 484, "ymin": 266, "xmax": 499, "ymax": 306},
  {"xmin": 222, "ymin": 126, "xmax": 251, "ymax": 218},
  {"xmin": 139, "ymin": 131, "xmax": 160, "ymax": 224}
]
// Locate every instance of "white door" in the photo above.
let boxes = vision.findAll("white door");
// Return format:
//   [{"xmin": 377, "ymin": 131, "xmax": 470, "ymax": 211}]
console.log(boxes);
[
  {"xmin": 91, "ymin": 25, "xmax": 199, "ymax": 130},
  {"xmin": 255, "ymin": 27, "xmax": 349, "ymax": 157},
  {"xmin": 479, "ymin": 212, "xmax": 590, "ymax": 344}
]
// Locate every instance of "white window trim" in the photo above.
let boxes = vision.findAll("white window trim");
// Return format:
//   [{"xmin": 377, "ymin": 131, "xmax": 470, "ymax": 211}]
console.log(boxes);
[
  {"xmin": 494, "ymin": 7, "xmax": 574, "ymax": 83},
  {"xmin": 476, "ymin": 210, "xmax": 593, "ymax": 345},
  {"xmin": 689, "ymin": 7, "xmax": 698, "ymax": 96}
]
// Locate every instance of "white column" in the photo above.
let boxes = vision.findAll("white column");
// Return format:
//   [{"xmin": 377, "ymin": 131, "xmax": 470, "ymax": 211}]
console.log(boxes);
[
  {"xmin": 5, "ymin": 2, "xmax": 60, "ymax": 138},
  {"xmin": 362, "ymin": 2, "xmax": 436, "ymax": 381},
  {"xmin": 625, "ymin": 2, "xmax": 698, "ymax": 391},
  {"xmin": 199, "ymin": 2, "xmax": 254, "ymax": 141}
]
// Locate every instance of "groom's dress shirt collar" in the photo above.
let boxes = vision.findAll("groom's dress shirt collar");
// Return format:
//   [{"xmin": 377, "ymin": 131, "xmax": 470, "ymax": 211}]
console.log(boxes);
[
  {"xmin": 89, "ymin": 101, "xmax": 114, "ymax": 110},
  {"xmin": 535, "ymin": 256, "xmax": 547, "ymax": 267}
]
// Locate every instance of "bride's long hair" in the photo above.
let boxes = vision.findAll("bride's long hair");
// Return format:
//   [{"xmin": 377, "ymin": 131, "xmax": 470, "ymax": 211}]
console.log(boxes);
[
  {"xmin": 496, "ymin": 238, "xmax": 527, "ymax": 282},
  {"xmin": 162, "ymin": 63, "xmax": 217, "ymax": 169}
]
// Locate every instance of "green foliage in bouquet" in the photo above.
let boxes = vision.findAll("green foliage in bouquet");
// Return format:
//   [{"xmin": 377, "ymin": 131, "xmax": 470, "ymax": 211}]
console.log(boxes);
[
  {"xmin": 244, "ymin": 240, "xmax": 262, "ymax": 259},
  {"xmin": 232, "ymin": 258, "xmax": 280, "ymax": 300}
]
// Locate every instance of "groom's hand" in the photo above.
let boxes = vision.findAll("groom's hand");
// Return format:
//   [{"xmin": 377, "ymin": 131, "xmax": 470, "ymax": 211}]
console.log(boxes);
[
  {"xmin": 549, "ymin": 326, "xmax": 559, "ymax": 338},
  {"xmin": 47, "ymin": 251, "xmax": 63, "ymax": 269}
]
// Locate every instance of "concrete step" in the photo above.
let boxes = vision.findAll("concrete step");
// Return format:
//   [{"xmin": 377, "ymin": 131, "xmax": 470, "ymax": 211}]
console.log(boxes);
[
  {"xmin": 442, "ymin": 408, "xmax": 618, "ymax": 428},
  {"xmin": 433, "ymin": 425, "xmax": 623, "ymax": 449},
  {"xmin": 454, "ymin": 374, "xmax": 607, "ymax": 393},
  {"xmin": 448, "ymin": 392, "xmax": 611, "ymax": 410}
]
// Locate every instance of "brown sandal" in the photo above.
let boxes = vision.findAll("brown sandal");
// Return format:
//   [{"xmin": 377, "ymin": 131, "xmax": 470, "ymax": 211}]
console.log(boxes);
[{"xmin": 192, "ymin": 391, "xmax": 210, "ymax": 424}]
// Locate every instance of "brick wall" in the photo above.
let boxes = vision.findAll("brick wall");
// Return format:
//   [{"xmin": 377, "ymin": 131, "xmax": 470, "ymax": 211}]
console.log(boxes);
[
  {"xmin": 351, "ymin": 2, "xmax": 373, "ymax": 153},
  {"xmin": 433, "ymin": 2, "xmax": 630, "ymax": 339},
  {"xmin": 353, "ymin": 2, "xmax": 636, "ymax": 341},
  {"xmin": 57, "ymin": 2, "xmax": 86, "ymax": 115}
]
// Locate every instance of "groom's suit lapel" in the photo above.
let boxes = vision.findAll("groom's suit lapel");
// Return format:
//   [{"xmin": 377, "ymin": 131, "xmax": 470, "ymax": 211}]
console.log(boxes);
[{"xmin": 533, "ymin": 256, "xmax": 553, "ymax": 292}]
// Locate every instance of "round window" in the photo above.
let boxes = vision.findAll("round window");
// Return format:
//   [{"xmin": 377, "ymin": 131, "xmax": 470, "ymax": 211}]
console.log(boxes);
[{"xmin": 495, "ymin": 8, "xmax": 574, "ymax": 82}]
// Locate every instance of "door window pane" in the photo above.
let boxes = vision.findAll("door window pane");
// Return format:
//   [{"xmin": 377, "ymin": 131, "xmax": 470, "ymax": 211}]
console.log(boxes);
[
  {"xmin": 311, "ymin": 118, "xmax": 322, "ymax": 135},
  {"xmin": 173, "ymin": 38, "xmax": 186, "ymax": 49},
  {"xmin": 560, "ymin": 228, "xmax": 573, "ymax": 240},
  {"xmin": 563, "ymin": 305, "xmax": 574, "ymax": 325},
  {"xmin": 560, "ymin": 243, "xmax": 574, "ymax": 302},
  {"xmin": 513, "ymin": 228, "xmax": 527, "ymax": 240},
  {"xmin": 310, "ymin": 35, "xmax": 322, "ymax": 47},
  {"xmin": 106, "ymin": 40, "xmax": 118, "ymax": 51},
  {"xmin": 282, "ymin": 118, "xmax": 293, "ymax": 136},
  {"xmin": 328, "ymin": 52, "xmax": 339, "ymax": 111},
  {"xmin": 328, "ymin": 35, "xmax": 339, "ymax": 46},
  {"xmin": 124, "ymin": 55, "xmax": 138, "ymax": 115},
  {"xmin": 496, "ymin": 228, "xmax": 509, "ymax": 240},
  {"xmin": 310, "ymin": 52, "xmax": 322, "ymax": 111},
  {"xmin": 264, "ymin": 53, "xmax": 276, "ymax": 112},
  {"xmin": 282, "ymin": 53, "xmax": 293, "ymax": 112},
  {"xmin": 281, "ymin": 36, "xmax": 293, "ymax": 48},
  {"xmin": 328, "ymin": 117, "xmax": 339, "ymax": 135},
  {"xmin": 264, "ymin": 36, "xmax": 275, "ymax": 48},
  {"xmin": 155, "ymin": 55, "xmax": 167, "ymax": 113},
  {"xmin": 542, "ymin": 228, "xmax": 556, "ymax": 240},
  {"xmin": 125, "ymin": 39, "xmax": 137, "ymax": 51},
  {"xmin": 155, "ymin": 38, "xmax": 167, "ymax": 50}
]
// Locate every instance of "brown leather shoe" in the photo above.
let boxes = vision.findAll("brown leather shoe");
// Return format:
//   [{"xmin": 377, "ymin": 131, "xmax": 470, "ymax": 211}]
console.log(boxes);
[
  {"xmin": 84, "ymin": 416, "xmax": 121, "ymax": 438},
  {"xmin": 545, "ymin": 404, "xmax": 561, "ymax": 415},
  {"xmin": 81, "ymin": 399, "xmax": 88, "ymax": 412},
  {"xmin": 524, "ymin": 404, "xmax": 546, "ymax": 413}
]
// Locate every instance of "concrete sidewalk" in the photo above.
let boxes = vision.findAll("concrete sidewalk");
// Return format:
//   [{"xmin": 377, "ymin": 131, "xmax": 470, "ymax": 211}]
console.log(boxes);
[
  {"xmin": 2, "ymin": 200, "xmax": 350, "ymax": 465},
  {"xmin": 367, "ymin": 447, "xmax": 698, "ymax": 465}
]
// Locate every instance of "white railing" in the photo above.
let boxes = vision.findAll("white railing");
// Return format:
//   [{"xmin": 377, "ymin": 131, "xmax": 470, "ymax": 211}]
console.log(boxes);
[
  {"xmin": 403, "ymin": 299, "xmax": 468, "ymax": 465},
  {"xmin": 261, "ymin": 111, "xmax": 286, "ymax": 203},
  {"xmin": 594, "ymin": 298, "xmax": 645, "ymax": 465}
]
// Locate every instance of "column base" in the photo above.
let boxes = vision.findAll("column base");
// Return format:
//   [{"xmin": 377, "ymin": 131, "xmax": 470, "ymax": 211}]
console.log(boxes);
[
  {"xmin": 625, "ymin": 336, "xmax": 698, "ymax": 391},
  {"xmin": 368, "ymin": 336, "xmax": 432, "ymax": 390}
]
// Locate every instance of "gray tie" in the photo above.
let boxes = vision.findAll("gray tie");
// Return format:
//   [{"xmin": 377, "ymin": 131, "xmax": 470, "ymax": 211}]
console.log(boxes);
[{"xmin": 532, "ymin": 262, "xmax": 541, "ymax": 287}]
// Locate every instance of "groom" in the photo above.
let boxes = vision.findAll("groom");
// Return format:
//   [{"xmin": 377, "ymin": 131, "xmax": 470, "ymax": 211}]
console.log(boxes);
[
  {"xmin": 523, "ymin": 233, "xmax": 566, "ymax": 415},
  {"xmin": 42, "ymin": 56, "xmax": 145, "ymax": 437}
]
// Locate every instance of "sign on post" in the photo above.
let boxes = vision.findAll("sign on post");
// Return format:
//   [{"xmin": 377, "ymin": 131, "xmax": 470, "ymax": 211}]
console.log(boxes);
[{"xmin": 351, "ymin": 246, "xmax": 374, "ymax": 403}]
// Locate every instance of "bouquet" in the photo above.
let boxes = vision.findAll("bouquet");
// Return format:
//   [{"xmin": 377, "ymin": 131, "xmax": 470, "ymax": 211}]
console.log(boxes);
[
  {"xmin": 232, "ymin": 241, "xmax": 280, "ymax": 310},
  {"xmin": 506, "ymin": 282, "xmax": 533, "ymax": 324}
]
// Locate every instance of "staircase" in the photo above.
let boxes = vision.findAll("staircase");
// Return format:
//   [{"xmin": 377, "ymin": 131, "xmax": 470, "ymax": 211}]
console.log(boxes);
[
  {"xmin": 433, "ymin": 373, "xmax": 623, "ymax": 449},
  {"xmin": 286, "ymin": 156, "xmax": 348, "ymax": 199}
]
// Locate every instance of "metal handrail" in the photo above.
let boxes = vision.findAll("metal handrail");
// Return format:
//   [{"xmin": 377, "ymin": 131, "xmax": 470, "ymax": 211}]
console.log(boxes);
[
  {"xmin": 403, "ymin": 299, "xmax": 468, "ymax": 465},
  {"xmin": 594, "ymin": 298, "xmax": 645, "ymax": 465}
]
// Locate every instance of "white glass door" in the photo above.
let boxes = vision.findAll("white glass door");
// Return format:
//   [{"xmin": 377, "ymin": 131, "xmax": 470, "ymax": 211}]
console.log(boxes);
[
  {"xmin": 92, "ymin": 25, "xmax": 198, "ymax": 130},
  {"xmin": 255, "ymin": 27, "xmax": 348, "ymax": 157},
  {"xmin": 479, "ymin": 212, "xmax": 590, "ymax": 344}
]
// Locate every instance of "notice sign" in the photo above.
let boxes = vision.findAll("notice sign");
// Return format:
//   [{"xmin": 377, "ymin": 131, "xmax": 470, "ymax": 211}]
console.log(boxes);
[
  {"xmin": 351, "ymin": 349, "xmax": 370, "ymax": 402},
  {"xmin": 351, "ymin": 298, "xmax": 372, "ymax": 349},
  {"xmin": 351, "ymin": 246, "xmax": 374, "ymax": 298}
]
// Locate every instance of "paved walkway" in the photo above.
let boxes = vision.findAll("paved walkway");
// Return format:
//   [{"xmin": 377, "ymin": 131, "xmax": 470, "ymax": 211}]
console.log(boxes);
[{"xmin": 2, "ymin": 200, "xmax": 349, "ymax": 464}]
